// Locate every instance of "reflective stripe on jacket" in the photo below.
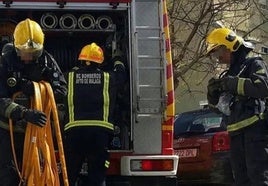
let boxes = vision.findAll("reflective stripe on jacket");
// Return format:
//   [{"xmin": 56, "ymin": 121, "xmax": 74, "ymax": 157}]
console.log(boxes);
[
  {"xmin": 227, "ymin": 113, "xmax": 265, "ymax": 132},
  {"xmin": 64, "ymin": 69, "xmax": 116, "ymax": 132}
]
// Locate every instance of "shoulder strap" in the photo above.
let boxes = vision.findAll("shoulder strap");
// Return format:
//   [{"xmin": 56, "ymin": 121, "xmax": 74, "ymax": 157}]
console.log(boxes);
[{"xmin": 237, "ymin": 57, "xmax": 262, "ymax": 77}]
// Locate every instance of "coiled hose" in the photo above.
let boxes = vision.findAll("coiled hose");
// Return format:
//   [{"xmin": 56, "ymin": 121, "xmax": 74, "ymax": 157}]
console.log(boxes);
[
  {"xmin": 78, "ymin": 14, "xmax": 95, "ymax": 29},
  {"xmin": 40, "ymin": 13, "xmax": 58, "ymax": 29},
  {"xmin": 95, "ymin": 15, "xmax": 113, "ymax": 30},
  {"xmin": 59, "ymin": 14, "xmax": 77, "ymax": 29},
  {"xmin": 9, "ymin": 81, "xmax": 69, "ymax": 186}
]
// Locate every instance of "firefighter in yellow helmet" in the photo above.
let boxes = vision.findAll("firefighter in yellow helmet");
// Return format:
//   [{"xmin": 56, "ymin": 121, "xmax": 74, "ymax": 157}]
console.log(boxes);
[
  {"xmin": 206, "ymin": 27, "xmax": 268, "ymax": 186},
  {"xmin": 0, "ymin": 18, "xmax": 67, "ymax": 185},
  {"xmin": 13, "ymin": 18, "xmax": 44, "ymax": 61},
  {"xmin": 64, "ymin": 42, "xmax": 126, "ymax": 186}
]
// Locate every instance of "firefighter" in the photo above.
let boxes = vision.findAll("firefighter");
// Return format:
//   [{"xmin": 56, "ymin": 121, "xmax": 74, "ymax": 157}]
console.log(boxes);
[
  {"xmin": 206, "ymin": 27, "xmax": 268, "ymax": 186},
  {"xmin": 64, "ymin": 42, "xmax": 126, "ymax": 186},
  {"xmin": 0, "ymin": 18, "xmax": 67, "ymax": 185}
]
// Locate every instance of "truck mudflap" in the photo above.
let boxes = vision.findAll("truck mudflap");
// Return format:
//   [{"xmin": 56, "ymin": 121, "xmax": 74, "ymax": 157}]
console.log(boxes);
[{"xmin": 120, "ymin": 155, "xmax": 178, "ymax": 176}]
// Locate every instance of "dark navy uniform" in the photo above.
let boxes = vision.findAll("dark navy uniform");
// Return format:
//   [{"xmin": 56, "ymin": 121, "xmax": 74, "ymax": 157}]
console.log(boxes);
[
  {"xmin": 64, "ymin": 60, "xmax": 126, "ymax": 186},
  {"xmin": 223, "ymin": 55, "xmax": 268, "ymax": 186},
  {"xmin": 0, "ymin": 43, "xmax": 67, "ymax": 186},
  {"xmin": 209, "ymin": 52, "xmax": 268, "ymax": 186}
]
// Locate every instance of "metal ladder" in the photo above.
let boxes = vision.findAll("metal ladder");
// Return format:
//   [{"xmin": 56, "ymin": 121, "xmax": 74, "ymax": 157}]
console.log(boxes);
[{"xmin": 131, "ymin": 0, "xmax": 167, "ymax": 119}]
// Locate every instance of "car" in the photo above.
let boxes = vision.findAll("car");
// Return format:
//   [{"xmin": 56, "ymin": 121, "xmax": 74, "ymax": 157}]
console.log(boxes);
[{"xmin": 174, "ymin": 107, "xmax": 234, "ymax": 185}]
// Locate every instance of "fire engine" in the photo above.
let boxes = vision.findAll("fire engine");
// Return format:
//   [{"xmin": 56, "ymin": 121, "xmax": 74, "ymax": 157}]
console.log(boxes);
[{"xmin": 0, "ymin": 0, "xmax": 178, "ymax": 185}]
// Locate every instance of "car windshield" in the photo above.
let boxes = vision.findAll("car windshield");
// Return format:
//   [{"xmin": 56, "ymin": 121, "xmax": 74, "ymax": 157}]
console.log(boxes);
[{"xmin": 174, "ymin": 110, "xmax": 224, "ymax": 137}]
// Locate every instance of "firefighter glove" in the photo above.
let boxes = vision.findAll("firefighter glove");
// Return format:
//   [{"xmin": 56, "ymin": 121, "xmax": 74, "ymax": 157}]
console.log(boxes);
[
  {"xmin": 207, "ymin": 78, "xmax": 224, "ymax": 105},
  {"xmin": 20, "ymin": 78, "xmax": 34, "ymax": 96},
  {"xmin": 219, "ymin": 76, "xmax": 237, "ymax": 93},
  {"xmin": 207, "ymin": 91, "xmax": 220, "ymax": 106},
  {"xmin": 208, "ymin": 78, "xmax": 222, "ymax": 91},
  {"xmin": 22, "ymin": 108, "xmax": 47, "ymax": 127}
]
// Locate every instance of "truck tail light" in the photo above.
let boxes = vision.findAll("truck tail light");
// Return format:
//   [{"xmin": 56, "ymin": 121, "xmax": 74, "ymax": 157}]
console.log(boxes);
[
  {"xmin": 130, "ymin": 159, "xmax": 174, "ymax": 171},
  {"xmin": 212, "ymin": 131, "xmax": 230, "ymax": 152}
]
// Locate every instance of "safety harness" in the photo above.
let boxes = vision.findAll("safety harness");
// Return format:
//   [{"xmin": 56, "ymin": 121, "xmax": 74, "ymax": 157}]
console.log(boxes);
[{"xmin": 9, "ymin": 81, "xmax": 69, "ymax": 186}]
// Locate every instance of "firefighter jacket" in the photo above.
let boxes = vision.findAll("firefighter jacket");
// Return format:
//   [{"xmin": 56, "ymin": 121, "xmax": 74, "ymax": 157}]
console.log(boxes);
[
  {"xmin": 0, "ymin": 43, "xmax": 67, "ymax": 132},
  {"xmin": 221, "ymin": 57, "xmax": 268, "ymax": 133},
  {"xmin": 64, "ymin": 60, "xmax": 126, "ymax": 133}
]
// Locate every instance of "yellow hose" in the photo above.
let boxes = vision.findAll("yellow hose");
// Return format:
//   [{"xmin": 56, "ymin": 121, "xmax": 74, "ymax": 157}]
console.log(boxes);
[{"xmin": 9, "ymin": 81, "xmax": 69, "ymax": 186}]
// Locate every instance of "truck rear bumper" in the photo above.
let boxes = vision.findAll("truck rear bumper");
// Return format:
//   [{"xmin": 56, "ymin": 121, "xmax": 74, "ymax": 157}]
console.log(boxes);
[{"xmin": 121, "ymin": 155, "xmax": 179, "ymax": 176}]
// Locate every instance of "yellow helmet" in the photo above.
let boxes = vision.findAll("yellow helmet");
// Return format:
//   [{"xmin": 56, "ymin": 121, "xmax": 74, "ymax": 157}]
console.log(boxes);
[
  {"xmin": 13, "ymin": 18, "xmax": 44, "ymax": 57},
  {"xmin": 206, "ymin": 27, "xmax": 244, "ymax": 54},
  {"xmin": 78, "ymin": 42, "xmax": 104, "ymax": 64}
]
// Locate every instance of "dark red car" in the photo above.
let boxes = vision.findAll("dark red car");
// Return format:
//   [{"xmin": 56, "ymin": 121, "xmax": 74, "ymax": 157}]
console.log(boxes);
[{"xmin": 174, "ymin": 108, "xmax": 234, "ymax": 185}]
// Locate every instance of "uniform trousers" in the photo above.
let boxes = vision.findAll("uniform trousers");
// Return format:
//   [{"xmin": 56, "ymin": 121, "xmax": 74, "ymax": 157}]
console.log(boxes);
[
  {"xmin": 0, "ymin": 128, "xmax": 24, "ymax": 186},
  {"xmin": 230, "ymin": 120, "xmax": 268, "ymax": 186},
  {"xmin": 65, "ymin": 127, "xmax": 111, "ymax": 186}
]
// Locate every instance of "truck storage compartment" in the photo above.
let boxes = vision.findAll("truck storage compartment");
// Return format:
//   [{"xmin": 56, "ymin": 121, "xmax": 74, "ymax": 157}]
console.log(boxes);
[{"xmin": 0, "ymin": 8, "xmax": 131, "ymax": 151}]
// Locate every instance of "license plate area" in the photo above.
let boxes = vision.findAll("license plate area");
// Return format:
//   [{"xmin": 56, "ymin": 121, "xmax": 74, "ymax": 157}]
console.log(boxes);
[{"xmin": 175, "ymin": 148, "xmax": 198, "ymax": 158}]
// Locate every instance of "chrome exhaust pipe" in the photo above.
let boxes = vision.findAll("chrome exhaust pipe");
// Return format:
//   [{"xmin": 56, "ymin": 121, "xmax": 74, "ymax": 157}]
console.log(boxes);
[
  {"xmin": 59, "ymin": 14, "xmax": 77, "ymax": 29},
  {"xmin": 78, "ymin": 14, "xmax": 95, "ymax": 30},
  {"xmin": 96, "ymin": 15, "xmax": 113, "ymax": 30},
  {"xmin": 40, "ymin": 13, "xmax": 58, "ymax": 29}
]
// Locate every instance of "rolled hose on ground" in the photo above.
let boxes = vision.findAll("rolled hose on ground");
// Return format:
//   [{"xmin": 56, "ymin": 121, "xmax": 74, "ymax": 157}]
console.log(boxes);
[
  {"xmin": 95, "ymin": 15, "xmax": 113, "ymax": 30},
  {"xmin": 9, "ymin": 81, "xmax": 69, "ymax": 186},
  {"xmin": 59, "ymin": 14, "xmax": 77, "ymax": 29},
  {"xmin": 78, "ymin": 14, "xmax": 95, "ymax": 30},
  {"xmin": 40, "ymin": 13, "xmax": 58, "ymax": 29}
]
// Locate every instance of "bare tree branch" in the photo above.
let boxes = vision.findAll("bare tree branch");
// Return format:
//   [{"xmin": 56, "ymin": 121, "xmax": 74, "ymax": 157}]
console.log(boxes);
[{"xmin": 167, "ymin": 0, "xmax": 268, "ymax": 93}]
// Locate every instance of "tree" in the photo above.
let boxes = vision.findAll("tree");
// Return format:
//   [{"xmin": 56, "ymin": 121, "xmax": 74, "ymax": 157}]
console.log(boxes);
[{"xmin": 167, "ymin": 0, "xmax": 268, "ymax": 93}]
